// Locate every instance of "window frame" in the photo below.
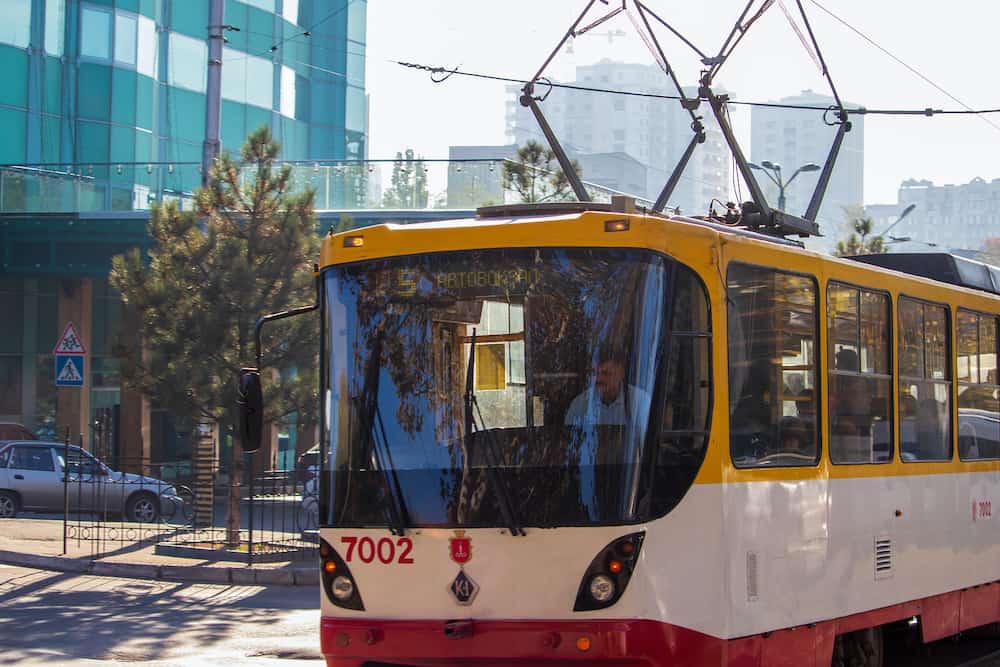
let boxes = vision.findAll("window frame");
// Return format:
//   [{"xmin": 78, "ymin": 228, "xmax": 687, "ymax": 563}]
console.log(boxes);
[
  {"xmin": 897, "ymin": 294, "xmax": 953, "ymax": 463},
  {"xmin": 826, "ymin": 280, "xmax": 894, "ymax": 465},
  {"xmin": 726, "ymin": 261, "xmax": 821, "ymax": 469},
  {"xmin": 10, "ymin": 445, "xmax": 57, "ymax": 472},
  {"xmin": 956, "ymin": 307, "xmax": 1000, "ymax": 461},
  {"xmin": 79, "ymin": 3, "xmax": 113, "ymax": 62}
]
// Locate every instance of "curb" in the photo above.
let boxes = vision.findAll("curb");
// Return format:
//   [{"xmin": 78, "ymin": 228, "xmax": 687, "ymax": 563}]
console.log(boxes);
[{"xmin": 0, "ymin": 549, "xmax": 316, "ymax": 586}]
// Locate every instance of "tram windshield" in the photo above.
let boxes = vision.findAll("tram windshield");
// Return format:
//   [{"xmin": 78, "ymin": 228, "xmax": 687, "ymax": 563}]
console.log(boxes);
[{"xmin": 321, "ymin": 247, "xmax": 710, "ymax": 528}]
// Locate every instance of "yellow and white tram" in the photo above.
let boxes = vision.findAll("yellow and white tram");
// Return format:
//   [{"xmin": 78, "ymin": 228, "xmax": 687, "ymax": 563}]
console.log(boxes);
[{"xmin": 309, "ymin": 199, "xmax": 999, "ymax": 667}]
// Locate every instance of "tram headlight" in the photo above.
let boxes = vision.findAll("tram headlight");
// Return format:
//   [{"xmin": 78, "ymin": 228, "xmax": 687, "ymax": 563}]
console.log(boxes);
[
  {"xmin": 332, "ymin": 576, "xmax": 355, "ymax": 601},
  {"xmin": 588, "ymin": 575, "xmax": 616, "ymax": 603},
  {"xmin": 573, "ymin": 532, "xmax": 645, "ymax": 612},
  {"xmin": 319, "ymin": 538, "xmax": 364, "ymax": 611}
]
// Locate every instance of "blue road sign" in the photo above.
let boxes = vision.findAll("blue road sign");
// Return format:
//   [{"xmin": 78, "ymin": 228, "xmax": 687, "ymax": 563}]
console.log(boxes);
[{"xmin": 55, "ymin": 355, "xmax": 85, "ymax": 387}]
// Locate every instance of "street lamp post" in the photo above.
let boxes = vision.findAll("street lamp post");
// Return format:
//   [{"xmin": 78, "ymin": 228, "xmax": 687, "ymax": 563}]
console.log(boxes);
[
  {"xmin": 880, "ymin": 203, "xmax": 917, "ymax": 242},
  {"xmin": 748, "ymin": 160, "xmax": 821, "ymax": 212}
]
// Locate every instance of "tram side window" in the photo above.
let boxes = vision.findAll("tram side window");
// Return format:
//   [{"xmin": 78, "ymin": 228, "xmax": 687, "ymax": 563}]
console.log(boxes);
[
  {"xmin": 827, "ymin": 284, "xmax": 892, "ymax": 464},
  {"xmin": 727, "ymin": 263, "xmax": 818, "ymax": 467},
  {"xmin": 957, "ymin": 309, "xmax": 1000, "ymax": 460},
  {"xmin": 898, "ymin": 298, "xmax": 952, "ymax": 462}
]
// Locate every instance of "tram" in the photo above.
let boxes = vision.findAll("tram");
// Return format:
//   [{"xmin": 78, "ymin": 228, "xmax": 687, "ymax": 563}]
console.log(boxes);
[{"xmin": 272, "ymin": 196, "xmax": 1000, "ymax": 667}]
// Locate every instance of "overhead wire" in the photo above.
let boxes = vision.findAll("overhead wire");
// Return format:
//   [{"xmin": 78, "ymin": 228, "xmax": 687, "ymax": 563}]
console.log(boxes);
[
  {"xmin": 805, "ymin": 0, "xmax": 1000, "ymax": 134},
  {"xmin": 394, "ymin": 61, "xmax": 1000, "ymax": 118}
]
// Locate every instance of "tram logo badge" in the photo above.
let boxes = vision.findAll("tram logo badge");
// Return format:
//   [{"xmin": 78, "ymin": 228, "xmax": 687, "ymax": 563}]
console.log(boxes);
[
  {"xmin": 448, "ymin": 569, "xmax": 480, "ymax": 606},
  {"xmin": 449, "ymin": 530, "xmax": 472, "ymax": 565}
]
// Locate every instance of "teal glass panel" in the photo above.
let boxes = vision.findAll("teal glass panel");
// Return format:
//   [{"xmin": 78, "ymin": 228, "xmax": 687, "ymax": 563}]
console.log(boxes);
[
  {"xmin": 0, "ymin": 47, "xmax": 29, "ymax": 107},
  {"xmin": 294, "ymin": 71, "xmax": 310, "ymax": 122},
  {"xmin": 110, "ymin": 125, "xmax": 136, "ymax": 164},
  {"xmin": 114, "ymin": 12, "xmax": 138, "ymax": 66},
  {"xmin": 240, "ymin": 0, "xmax": 275, "ymax": 13},
  {"xmin": 282, "ymin": 0, "xmax": 299, "ymax": 25},
  {"xmin": 279, "ymin": 65, "xmax": 295, "ymax": 118},
  {"xmin": 347, "ymin": 0, "xmax": 366, "ymax": 44},
  {"xmin": 43, "ymin": 56, "xmax": 61, "ymax": 114},
  {"xmin": 278, "ymin": 116, "xmax": 297, "ymax": 157},
  {"xmin": 347, "ymin": 49, "xmax": 364, "ymax": 87},
  {"xmin": 170, "ymin": 0, "xmax": 208, "ymax": 39},
  {"xmin": 135, "ymin": 130, "xmax": 152, "ymax": 162},
  {"xmin": 111, "ymin": 186, "xmax": 133, "ymax": 210},
  {"xmin": 45, "ymin": 0, "xmax": 65, "ymax": 56},
  {"xmin": 345, "ymin": 84, "xmax": 365, "ymax": 133},
  {"xmin": 245, "ymin": 106, "xmax": 270, "ymax": 138},
  {"xmin": 223, "ymin": 1, "xmax": 248, "ymax": 51},
  {"xmin": 135, "ymin": 75, "xmax": 154, "ymax": 129},
  {"xmin": 246, "ymin": 6, "xmax": 275, "ymax": 53},
  {"xmin": 139, "ymin": 0, "xmax": 155, "ymax": 18},
  {"xmin": 117, "ymin": 0, "xmax": 139, "ymax": 10},
  {"xmin": 134, "ymin": 130, "xmax": 153, "ymax": 187},
  {"xmin": 0, "ymin": 0, "xmax": 30, "ymax": 48},
  {"xmin": 80, "ymin": 5, "xmax": 112, "ymax": 60},
  {"xmin": 136, "ymin": 15, "xmax": 157, "ymax": 78},
  {"xmin": 78, "ymin": 63, "xmax": 112, "ymax": 120},
  {"xmin": 292, "ymin": 118, "xmax": 308, "ymax": 160},
  {"xmin": 77, "ymin": 120, "xmax": 110, "ymax": 163},
  {"xmin": 41, "ymin": 115, "xmax": 61, "ymax": 164},
  {"xmin": 220, "ymin": 100, "xmax": 247, "ymax": 152},
  {"xmin": 0, "ymin": 108, "xmax": 27, "ymax": 163},
  {"xmin": 111, "ymin": 68, "xmax": 138, "ymax": 126},
  {"xmin": 167, "ymin": 32, "xmax": 207, "ymax": 93},
  {"xmin": 165, "ymin": 88, "xmax": 206, "ymax": 142}
]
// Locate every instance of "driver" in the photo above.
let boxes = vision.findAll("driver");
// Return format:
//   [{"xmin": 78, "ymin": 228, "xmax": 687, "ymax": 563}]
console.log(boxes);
[{"xmin": 564, "ymin": 348, "xmax": 649, "ymax": 426}]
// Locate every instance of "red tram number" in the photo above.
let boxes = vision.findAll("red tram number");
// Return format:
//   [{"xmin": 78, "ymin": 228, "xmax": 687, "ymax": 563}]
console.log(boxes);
[
  {"xmin": 341, "ymin": 536, "xmax": 414, "ymax": 564},
  {"xmin": 973, "ymin": 500, "xmax": 992, "ymax": 521}
]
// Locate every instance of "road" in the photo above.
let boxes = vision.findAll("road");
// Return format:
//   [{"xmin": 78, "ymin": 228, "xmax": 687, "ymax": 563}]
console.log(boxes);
[
  {"xmin": 1, "ymin": 563, "xmax": 997, "ymax": 666},
  {"xmin": 0, "ymin": 563, "xmax": 323, "ymax": 666}
]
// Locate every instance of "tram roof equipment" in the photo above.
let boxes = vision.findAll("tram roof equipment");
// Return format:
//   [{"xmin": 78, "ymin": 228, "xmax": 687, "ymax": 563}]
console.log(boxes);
[{"xmin": 849, "ymin": 252, "xmax": 1000, "ymax": 297}]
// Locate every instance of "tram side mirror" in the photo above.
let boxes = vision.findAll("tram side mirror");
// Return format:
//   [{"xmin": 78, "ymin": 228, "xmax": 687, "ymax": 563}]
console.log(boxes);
[{"xmin": 238, "ymin": 368, "xmax": 263, "ymax": 453}]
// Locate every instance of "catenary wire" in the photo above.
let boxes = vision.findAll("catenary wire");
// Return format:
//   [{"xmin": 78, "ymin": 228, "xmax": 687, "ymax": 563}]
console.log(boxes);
[
  {"xmin": 393, "ymin": 61, "xmax": 1000, "ymax": 118},
  {"xmin": 805, "ymin": 0, "xmax": 1000, "ymax": 134}
]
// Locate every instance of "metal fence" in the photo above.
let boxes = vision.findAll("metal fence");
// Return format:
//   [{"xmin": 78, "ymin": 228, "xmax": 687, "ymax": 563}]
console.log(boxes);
[{"xmin": 61, "ymin": 448, "xmax": 318, "ymax": 563}]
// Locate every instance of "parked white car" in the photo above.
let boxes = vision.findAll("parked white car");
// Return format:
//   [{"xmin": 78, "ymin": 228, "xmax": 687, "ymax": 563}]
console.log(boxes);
[{"xmin": 0, "ymin": 441, "xmax": 181, "ymax": 522}]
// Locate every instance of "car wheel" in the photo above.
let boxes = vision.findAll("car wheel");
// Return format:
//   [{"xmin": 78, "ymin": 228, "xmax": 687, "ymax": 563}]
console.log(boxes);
[
  {"xmin": 0, "ymin": 491, "xmax": 17, "ymax": 518},
  {"xmin": 125, "ymin": 492, "xmax": 160, "ymax": 523}
]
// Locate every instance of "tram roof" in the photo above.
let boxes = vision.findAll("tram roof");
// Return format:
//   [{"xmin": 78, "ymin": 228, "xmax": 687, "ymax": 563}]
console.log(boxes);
[{"xmin": 849, "ymin": 253, "xmax": 1000, "ymax": 297}]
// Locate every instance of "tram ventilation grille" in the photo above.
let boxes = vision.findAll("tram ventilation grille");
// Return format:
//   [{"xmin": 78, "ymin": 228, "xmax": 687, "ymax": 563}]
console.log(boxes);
[{"xmin": 874, "ymin": 536, "xmax": 893, "ymax": 580}]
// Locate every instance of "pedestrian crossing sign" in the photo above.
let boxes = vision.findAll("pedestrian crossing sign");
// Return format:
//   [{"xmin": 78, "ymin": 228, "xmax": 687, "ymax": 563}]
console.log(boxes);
[
  {"xmin": 53, "ymin": 322, "xmax": 87, "ymax": 355},
  {"xmin": 55, "ymin": 355, "xmax": 85, "ymax": 387}
]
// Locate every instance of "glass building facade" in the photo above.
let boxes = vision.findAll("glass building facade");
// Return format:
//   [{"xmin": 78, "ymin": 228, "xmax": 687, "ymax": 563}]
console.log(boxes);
[{"xmin": 0, "ymin": 0, "xmax": 367, "ymax": 466}]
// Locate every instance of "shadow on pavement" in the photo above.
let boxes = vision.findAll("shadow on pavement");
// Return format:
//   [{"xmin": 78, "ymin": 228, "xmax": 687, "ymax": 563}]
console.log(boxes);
[{"xmin": 0, "ymin": 570, "xmax": 318, "ymax": 664}]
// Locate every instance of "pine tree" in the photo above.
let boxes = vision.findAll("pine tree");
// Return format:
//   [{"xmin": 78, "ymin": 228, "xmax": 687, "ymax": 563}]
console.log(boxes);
[
  {"xmin": 111, "ymin": 126, "xmax": 320, "ymax": 546},
  {"xmin": 502, "ymin": 140, "xmax": 581, "ymax": 203}
]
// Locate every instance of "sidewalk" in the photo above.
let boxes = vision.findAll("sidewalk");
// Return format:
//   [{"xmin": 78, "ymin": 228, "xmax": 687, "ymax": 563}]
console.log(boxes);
[{"xmin": 0, "ymin": 517, "xmax": 318, "ymax": 586}]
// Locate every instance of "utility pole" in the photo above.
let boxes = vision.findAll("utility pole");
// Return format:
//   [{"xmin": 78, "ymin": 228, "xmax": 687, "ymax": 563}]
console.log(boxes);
[{"xmin": 202, "ymin": 0, "xmax": 225, "ymax": 187}]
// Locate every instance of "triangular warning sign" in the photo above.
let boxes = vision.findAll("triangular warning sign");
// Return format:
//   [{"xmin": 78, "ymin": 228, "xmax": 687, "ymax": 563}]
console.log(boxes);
[
  {"xmin": 53, "ymin": 322, "xmax": 87, "ymax": 354},
  {"xmin": 57, "ymin": 357, "xmax": 83, "ymax": 383}
]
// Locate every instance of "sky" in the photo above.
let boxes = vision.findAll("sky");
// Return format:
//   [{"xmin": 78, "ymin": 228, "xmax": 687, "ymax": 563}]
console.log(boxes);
[{"xmin": 364, "ymin": 0, "xmax": 1000, "ymax": 207}]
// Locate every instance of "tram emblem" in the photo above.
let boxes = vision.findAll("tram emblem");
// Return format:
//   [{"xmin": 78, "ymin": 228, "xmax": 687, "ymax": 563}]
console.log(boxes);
[
  {"xmin": 449, "ymin": 530, "xmax": 472, "ymax": 565},
  {"xmin": 448, "ymin": 569, "xmax": 479, "ymax": 606}
]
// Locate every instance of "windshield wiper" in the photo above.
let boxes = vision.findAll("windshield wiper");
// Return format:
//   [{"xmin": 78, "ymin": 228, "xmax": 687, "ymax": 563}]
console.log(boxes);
[
  {"xmin": 360, "ymin": 337, "xmax": 409, "ymax": 536},
  {"xmin": 464, "ymin": 329, "xmax": 525, "ymax": 536}
]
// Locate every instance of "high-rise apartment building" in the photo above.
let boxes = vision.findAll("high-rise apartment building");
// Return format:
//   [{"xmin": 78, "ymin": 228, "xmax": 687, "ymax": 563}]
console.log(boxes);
[
  {"xmin": 750, "ymin": 90, "xmax": 864, "ymax": 247},
  {"xmin": 505, "ymin": 59, "xmax": 730, "ymax": 215}
]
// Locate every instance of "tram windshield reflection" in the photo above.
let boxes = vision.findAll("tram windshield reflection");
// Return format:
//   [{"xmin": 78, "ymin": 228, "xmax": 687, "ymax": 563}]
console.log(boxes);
[{"xmin": 321, "ymin": 247, "xmax": 697, "ymax": 528}]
